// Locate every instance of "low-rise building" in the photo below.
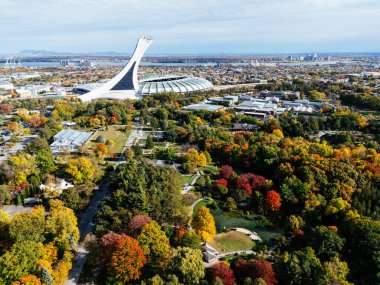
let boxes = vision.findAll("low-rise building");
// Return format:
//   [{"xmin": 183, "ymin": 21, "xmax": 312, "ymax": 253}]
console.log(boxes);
[{"xmin": 50, "ymin": 129, "xmax": 93, "ymax": 153}]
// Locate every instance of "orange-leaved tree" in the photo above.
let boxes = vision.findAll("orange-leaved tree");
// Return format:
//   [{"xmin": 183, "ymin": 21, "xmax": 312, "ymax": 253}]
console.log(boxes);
[{"xmin": 110, "ymin": 236, "xmax": 147, "ymax": 283}]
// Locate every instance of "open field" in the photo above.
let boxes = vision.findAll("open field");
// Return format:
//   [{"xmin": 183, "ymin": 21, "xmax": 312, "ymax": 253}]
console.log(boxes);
[
  {"xmin": 209, "ymin": 231, "xmax": 254, "ymax": 253},
  {"xmin": 87, "ymin": 125, "xmax": 131, "ymax": 156}
]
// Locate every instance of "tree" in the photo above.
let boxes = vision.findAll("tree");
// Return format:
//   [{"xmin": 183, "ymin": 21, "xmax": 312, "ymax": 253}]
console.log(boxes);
[
  {"xmin": 2, "ymin": 152, "xmax": 38, "ymax": 185},
  {"xmin": 65, "ymin": 157, "xmax": 95, "ymax": 184},
  {"xmin": 322, "ymin": 256, "xmax": 352, "ymax": 285},
  {"xmin": 265, "ymin": 190, "xmax": 281, "ymax": 212},
  {"xmin": 137, "ymin": 221, "xmax": 171, "ymax": 265},
  {"xmin": 35, "ymin": 148, "xmax": 56, "ymax": 173},
  {"xmin": 0, "ymin": 209, "xmax": 10, "ymax": 239},
  {"xmin": 11, "ymin": 275, "xmax": 42, "ymax": 285},
  {"xmin": 0, "ymin": 103, "xmax": 12, "ymax": 114},
  {"xmin": 252, "ymin": 261, "xmax": 278, "ymax": 285},
  {"xmin": 192, "ymin": 206, "xmax": 216, "ymax": 242},
  {"xmin": 60, "ymin": 187, "xmax": 81, "ymax": 210},
  {"xmin": 210, "ymin": 262, "xmax": 235, "ymax": 285},
  {"xmin": 309, "ymin": 226, "xmax": 345, "ymax": 259},
  {"xmin": 146, "ymin": 135, "xmax": 154, "ymax": 149},
  {"xmin": 110, "ymin": 235, "xmax": 147, "ymax": 283},
  {"xmin": 9, "ymin": 206, "xmax": 45, "ymax": 243},
  {"xmin": 275, "ymin": 247, "xmax": 325, "ymax": 285},
  {"xmin": 45, "ymin": 200, "xmax": 79, "ymax": 251},
  {"xmin": 181, "ymin": 231, "xmax": 201, "ymax": 249},
  {"xmin": 100, "ymin": 231, "xmax": 127, "ymax": 268},
  {"xmin": 219, "ymin": 165, "xmax": 235, "ymax": 180},
  {"xmin": 96, "ymin": 143, "xmax": 108, "ymax": 157},
  {"xmin": 129, "ymin": 214, "xmax": 152, "ymax": 235},
  {"xmin": 7, "ymin": 121, "xmax": 20, "ymax": 133},
  {"xmin": 39, "ymin": 266, "xmax": 54, "ymax": 285},
  {"xmin": 0, "ymin": 241, "xmax": 44, "ymax": 284},
  {"xmin": 169, "ymin": 247, "xmax": 205, "ymax": 285}
]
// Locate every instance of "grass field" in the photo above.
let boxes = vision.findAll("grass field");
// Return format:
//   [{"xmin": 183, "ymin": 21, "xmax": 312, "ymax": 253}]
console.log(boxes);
[
  {"xmin": 87, "ymin": 125, "xmax": 131, "ymax": 156},
  {"xmin": 193, "ymin": 199, "xmax": 215, "ymax": 214},
  {"xmin": 209, "ymin": 231, "xmax": 254, "ymax": 253},
  {"xmin": 181, "ymin": 175, "xmax": 194, "ymax": 185}
]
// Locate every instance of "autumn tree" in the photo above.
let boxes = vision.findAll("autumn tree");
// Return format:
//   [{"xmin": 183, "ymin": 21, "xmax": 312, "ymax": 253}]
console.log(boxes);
[
  {"xmin": 129, "ymin": 214, "xmax": 152, "ymax": 235},
  {"xmin": 65, "ymin": 157, "xmax": 95, "ymax": 184},
  {"xmin": 11, "ymin": 275, "xmax": 42, "ymax": 285},
  {"xmin": 2, "ymin": 152, "xmax": 38, "ymax": 185},
  {"xmin": 6, "ymin": 121, "xmax": 20, "ymax": 134},
  {"xmin": 96, "ymin": 143, "xmax": 108, "ymax": 157},
  {"xmin": 9, "ymin": 206, "xmax": 45, "ymax": 243},
  {"xmin": 219, "ymin": 165, "xmax": 236, "ymax": 180},
  {"xmin": 210, "ymin": 262, "xmax": 236, "ymax": 285},
  {"xmin": 169, "ymin": 247, "xmax": 205, "ymax": 285},
  {"xmin": 45, "ymin": 200, "xmax": 79, "ymax": 251},
  {"xmin": 181, "ymin": 231, "xmax": 201, "ymax": 249},
  {"xmin": 110, "ymin": 235, "xmax": 147, "ymax": 283},
  {"xmin": 265, "ymin": 190, "xmax": 281, "ymax": 212},
  {"xmin": 100, "ymin": 232, "xmax": 127, "ymax": 265},
  {"xmin": 137, "ymin": 221, "xmax": 171, "ymax": 265},
  {"xmin": 191, "ymin": 206, "xmax": 216, "ymax": 242},
  {"xmin": 0, "ymin": 241, "xmax": 44, "ymax": 284}
]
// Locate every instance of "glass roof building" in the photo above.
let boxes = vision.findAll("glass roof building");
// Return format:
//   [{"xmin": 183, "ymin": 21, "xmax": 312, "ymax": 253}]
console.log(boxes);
[{"xmin": 50, "ymin": 129, "xmax": 92, "ymax": 153}]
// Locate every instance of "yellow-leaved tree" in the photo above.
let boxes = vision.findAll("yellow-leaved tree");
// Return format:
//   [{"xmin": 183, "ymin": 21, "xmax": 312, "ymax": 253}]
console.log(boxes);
[
  {"xmin": 45, "ymin": 200, "xmax": 79, "ymax": 252},
  {"xmin": 191, "ymin": 206, "xmax": 216, "ymax": 242},
  {"xmin": 65, "ymin": 157, "xmax": 94, "ymax": 184}
]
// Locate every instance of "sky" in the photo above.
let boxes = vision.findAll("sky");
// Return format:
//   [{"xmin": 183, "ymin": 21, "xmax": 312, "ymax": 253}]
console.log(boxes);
[{"xmin": 0, "ymin": 0, "xmax": 379, "ymax": 54}]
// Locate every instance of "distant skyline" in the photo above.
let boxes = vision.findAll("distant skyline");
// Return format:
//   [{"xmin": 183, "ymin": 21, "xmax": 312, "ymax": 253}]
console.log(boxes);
[{"xmin": 0, "ymin": 0, "xmax": 379, "ymax": 54}]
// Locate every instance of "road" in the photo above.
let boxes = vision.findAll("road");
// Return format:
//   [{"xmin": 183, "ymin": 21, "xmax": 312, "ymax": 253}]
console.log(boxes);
[{"xmin": 65, "ymin": 179, "xmax": 111, "ymax": 285}]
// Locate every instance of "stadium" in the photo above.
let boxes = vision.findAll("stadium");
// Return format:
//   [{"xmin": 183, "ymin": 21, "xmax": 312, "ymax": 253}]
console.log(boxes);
[{"xmin": 78, "ymin": 37, "xmax": 213, "ymax": 102}]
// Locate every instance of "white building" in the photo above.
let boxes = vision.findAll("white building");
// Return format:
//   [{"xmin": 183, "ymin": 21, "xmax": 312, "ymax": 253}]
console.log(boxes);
[{"xmin": 50, "ymin": 129, "xmax": 92, "ymax": 153}]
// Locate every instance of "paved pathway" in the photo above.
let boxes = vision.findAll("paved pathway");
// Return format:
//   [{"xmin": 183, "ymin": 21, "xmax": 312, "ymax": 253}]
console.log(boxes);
[
  {"xmin": 65, "ymin": 178, "xmax": 111, "ymax": 285},
  {"xmin": 233, "ymin": 227, "xmax": 262, "ymax": 241}
]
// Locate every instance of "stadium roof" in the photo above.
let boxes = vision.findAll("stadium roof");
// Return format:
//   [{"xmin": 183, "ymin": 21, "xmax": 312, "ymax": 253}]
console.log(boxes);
[{"xmin": 139, "ymin": 76, "xmax": 213, "ymax": 95}]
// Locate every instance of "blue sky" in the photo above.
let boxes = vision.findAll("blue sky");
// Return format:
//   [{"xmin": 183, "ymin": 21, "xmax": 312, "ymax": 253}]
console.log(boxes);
[{"xmin": 0, "ymin": 0, "xmax": 379, "ymax": 54}]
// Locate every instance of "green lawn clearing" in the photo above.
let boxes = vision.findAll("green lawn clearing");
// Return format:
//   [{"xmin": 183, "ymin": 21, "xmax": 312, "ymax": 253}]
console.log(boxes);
[
  {"xmin": 87, "ymin": 125, "xmax": 131, "ymax": 156},
  {"xmin": 209, "ymin": 231, "xmax": 254, "ymax": 253}
]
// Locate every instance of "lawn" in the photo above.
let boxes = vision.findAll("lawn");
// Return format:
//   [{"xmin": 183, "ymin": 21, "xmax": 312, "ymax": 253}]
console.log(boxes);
[
  {"xmin": 87, "ymin": 125, "xmax": 131, "ymax": 156},
  {"xmin": 193, "ymin": 199, "xmax": 216, "ymax": 214},
  {"xmin": 181, "ymin": 175, "xmax": 194, "ymax": 185},
  {"xmin": 200, "ymin": 165, "xmax": 218, "ymax": 174},
  {"xmin": 209, "ymin": 231, "xmax": 254, "ymax": 253}
]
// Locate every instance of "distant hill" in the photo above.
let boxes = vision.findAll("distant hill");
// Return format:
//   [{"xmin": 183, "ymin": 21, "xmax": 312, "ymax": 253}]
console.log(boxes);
[{"xmin": 18, "ymin": 50, "xmax": 130, "ymax": 56}]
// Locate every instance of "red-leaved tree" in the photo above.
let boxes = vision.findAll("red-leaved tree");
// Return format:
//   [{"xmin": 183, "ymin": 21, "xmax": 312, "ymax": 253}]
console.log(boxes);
[
  {"xmin": 129, "ymin": 214, "xmax": 152, "ymax": 235},
  {"xmin": 210, "ymin": 262, "xmax": 236, "ymax": 285},
  {"xmin": 219, "ymin": 165, "xmax": 236, "ymax": 180},
  {"xmin": 252, "ymin": 260, "xmax": 278, "ymax": 285},
  {"xmin": 236, "ymin": 173, "xmax": 267, "ymax": 196},
  {"xmin": 215, "ymin": 178, "xmax": 228, "ymax": 187}
]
